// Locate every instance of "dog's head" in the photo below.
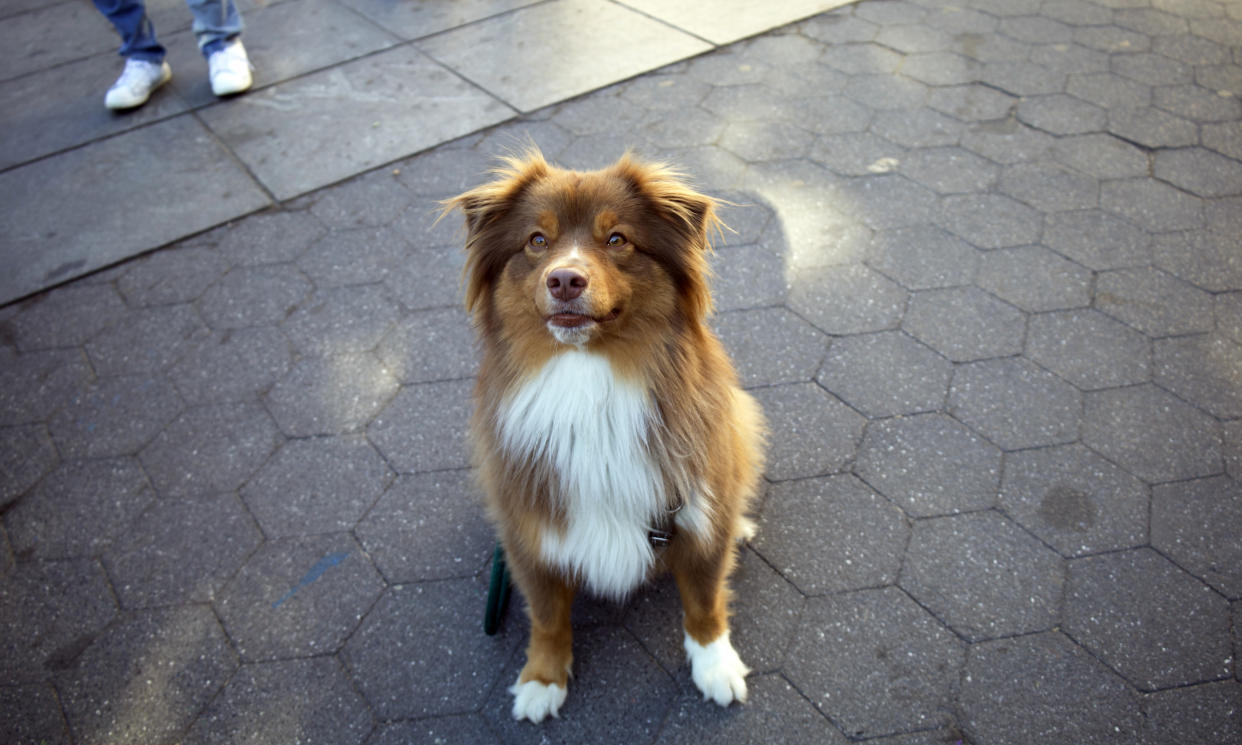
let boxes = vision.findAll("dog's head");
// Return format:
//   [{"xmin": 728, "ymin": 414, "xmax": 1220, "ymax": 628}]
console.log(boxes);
[{"xmin": 446, "ymin": 150, "xmax": 721, "ymax": 349}]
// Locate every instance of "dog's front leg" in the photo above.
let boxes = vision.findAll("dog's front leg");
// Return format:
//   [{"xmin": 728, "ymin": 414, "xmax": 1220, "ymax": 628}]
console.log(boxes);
[
  {"xmin": 672, "ymin": 547, "xmax": 750, "ymax": 706},
  {"xmin": 509, "ymin": 566, "xmax": 575, "ymax": 722}
]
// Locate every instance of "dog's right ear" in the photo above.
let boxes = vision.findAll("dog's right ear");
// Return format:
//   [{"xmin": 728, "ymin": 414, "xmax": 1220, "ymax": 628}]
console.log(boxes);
[{"xmin": 441, "ymin": 149, "xmax": 550, "ymax": 313}]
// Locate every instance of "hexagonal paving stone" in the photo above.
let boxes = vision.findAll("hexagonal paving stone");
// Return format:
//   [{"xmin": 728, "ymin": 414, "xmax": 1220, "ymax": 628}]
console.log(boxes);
[
  {"xmin": 787, "ymin": 264, "xmax": 907, "ymax": 336},
  {"xmin": 901, "ymin": 511, "xmax": 1065, "ymax": 641},
  {"xmin": 1154, "ymin": 147, "xmax": 1242, "ymax": 198},
  {"xmin": 6, "ymin": 457, "xmax": 155, "ymax": 559},
  {"xmin": 367, "ymin": 378, "xmax": 473, "ymax": 473},
  {"xmin": 0, "ymin": 683, "xmax": 70, "ymax": 745},
  {"xmin": 815, "ymin": 330, "xmax": 951, "ymax": 417},
  {"xmin": 263, "ymin": 353, "xmax": 399, "ymax": 436},
  {"xmin": 755, "ymin": 474, "xmax": 908, "ymax": 595},
  {"xmin": 308, "ymin": 169, "xmax": 413, "ymax": 228},
  {"xmin": 719, "ymin": 120, "xmax": 816, "ymax": 162},
  {"xmin": 1096, "ymin": 267, "xmax": 1215, "ymax": 337},
  {"xmin": 0, "ymin": 559, "xmax": 117, "ymax": 673},
  {"xmin": 960, "ymin": 632, "xmax": 1142, "ymax": 744},
  {"xmin": 976, "ymin": 245, "xmax": 1092, "ymax": 312},
  {"xmin": 809, "ymin": 131, "xmax": 907, "ymax": 177},
  {"xmin": 865, "ymin": 224, "xmax": 979, "ymax": 290},
  {"xmin": 282, "ymin": 285, "xmax": 402, "ymax": 358},
  {"xmin": 354, "ymin": 469, "xmax": 493, "ymax": 584},
  {"xmin": 784, "ymin": 587, "xmax": 964, "ymax": 739},
  {"xmin": 0, "ymin": 348, "xmax": 93, "ymax": 428},
  {"xmin": 1083, "ymin": 384, "xmax": 1222, "ymax": 484},
  {"xmin": 623, "ymin": 547, "xmax": 804, "ymax": 676},
  {"xmin": 168, "ymin": 326, "xmax": 292, "ymax": 405},
  {"xmin": 382, "ymin": 244, "xmax": 468, "ymax": 311},
  {"xmin": 0, "ymin": 424, "xmax": 57, "ymax": 508},
  {"xmin": 115, "ymin": 246, "xmax": 230, "ymax": 307},
  {"xmin": 103, "ymin": 493, "xmax": 263, "ymax": 608},
  {"xmin": 1000, "ymin": 443, "xmax": 1149, "ymax": 557},
  {"xmin": 297, "ymin": 225, "xmax": 411, "ymax": 287},
  {"xmin": 376, "ymin": 306, "xmax": 477, "ymax": 385},
  {"xmin": 854, "ymin": 413, "xmax": 1001, "ymax": 518},
  {"xmin": 1064, "ymin": 548, "xmax": 1233, "ymax": 690},
  {"xmin": 84, "ymin": 304, "xmax": 208, "ymax": 376},
  {"xmin": 838, "ymin": 175, "xmax": 940, "ymax": 230},
  {"xmin": 1227, "ymin": 420, "xmax": 1242, "ymax": 483},
  {"xmin": 926, "ymin": 83, "xmax": 1015, "ymax": 122},
  {"xmin": 1066, "ymin": 71, "xmax": 1153, "ymax": 109},
  {"xmin": 1101, "ymin": 178, "xmax": 1204, "ymax": 233},
  {"xmin": 1026, "ymin": 309, "xmax": 1151, "ymax": 390},
  {"xmin": 241, "ymin": 435, "xmax": 392, "ymax": 537},
  {"xmin": 708, "ymin": 243, "xmax": 789, "ymax": 311},
  {"xmin": 1153, "ymin": 228, "xmax": 1242, "ymax": 292},
  {"xmin": 934, "ymin": 193, "xmax": 1042, "ymax": 249},
  {"xmin": 659, "ymin": 673, "xmax": 847, "ymax": 745},
  {"xmin": 367, "ymin": 715, "xmax": 495, "ymax": 745},
  {"xmin": 56, "ymin": 605, "xmax": 237, "ymax": 745},
  {"xmin": 198, "ymin": 264, "xmax": 313, "ymax": 330},
  {"xmin": 749, "ymin": 382, "xmax": 865, "ymax": 480},
  {"xmin": 1216, "ymin": 293, "xmax": 1242, "ymax": 344},
  {"xmin": 950, "ymin": 357, "xmax": 1082, "ymax": 451},
  {"xmin": 140, "ymin": 401, "xmax": 281, "ymax": 499},
  {"xmin": 962, "ymin": 117, "xmax": 1058, "ymax": 163},
  {"xmin": 1203, "ymin": 119, "xmax": 1242, "ymax": 161},
  {"xmin": 897, "ymin": 146, "xmax": 999, "ymax": 195},
  {"xmin": 872, "ymin": 109, "xmax": 965, "ymax": 149},
  {"xmin": 482, "ymin": 624, "xmax": 677, "ymax": 743},
  {"xmin": 998, "ymin": 161, "xmax": 1100, "ymax": 212},
  {"xmin": 1049, "ymin": 132, "xmax": 1150, "ymax": 179},
  {"xmin": 1109, "ymin": 106, "xmax": 1199, "ymax": 149},
  {"xmin": 712, "ymin": 307, "xmax": 829, "ymax": 387},
  {"xmin": 4, "ymin": 284, "xmax": 126, "ymax": 351},
  {"xmin": 48, "ymin": 374, "xmax": 183, "ymax": 459},
  {"xmin": 1043, "ymin": 209, "xmax": 1151, "ymax": 270},
  {"xmin": 1154, "ymin": 334, "xmax": 1242, "ymax": 418},
  {"xmin": 903, "ymin": 287, "xmax": 1025, "ymax": 363},
  {"xmin": 212, "ymin": 209, "xmax": 326, "ymax": 266},
  {"xmin": 344, "ymin": 578, "xmax": 518, "ymax": 719},
  {"xmin": 1142, "ymin": 680, "xmax": 1242, "ymax": 745},
  {"xmin": 215, "ymin": 533, "xmax": 384, "ymax": 661},
  {"xmin": 1152, "ymin": 476, "xmax": 1242, "ymax": 599},
  {"xmin": 183, "ymin": 657, "xmax": 372, "ymax": 745},
  {"xmin": 1017, "ymin": 93, "xmax": 1108, "ymax": 135}
]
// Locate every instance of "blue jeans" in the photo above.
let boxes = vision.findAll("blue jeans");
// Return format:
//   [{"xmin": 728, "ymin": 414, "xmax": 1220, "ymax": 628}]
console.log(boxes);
[{"xmin": 93, "ymin": 0, "xmax": 243, "ymax": 62}]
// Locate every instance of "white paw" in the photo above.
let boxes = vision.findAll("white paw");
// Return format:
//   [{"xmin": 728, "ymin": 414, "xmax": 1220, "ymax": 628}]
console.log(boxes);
[
  {"xmin": 684, "ymin": 631, "xmax": 750, "ymax": 706},
  {"xmin": 736, "ymin": 516, "xmax": 758, "ymax": 543},
  {"xmin": 510, "ymin": 678, "xmax": 567, "ymax": 723}
]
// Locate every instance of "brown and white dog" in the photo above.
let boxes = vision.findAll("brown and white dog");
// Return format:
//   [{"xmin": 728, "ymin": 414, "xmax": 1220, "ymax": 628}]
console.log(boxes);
[{"xmin": 447, "ymin": 150, "xmax": 765, "ymax": 722}]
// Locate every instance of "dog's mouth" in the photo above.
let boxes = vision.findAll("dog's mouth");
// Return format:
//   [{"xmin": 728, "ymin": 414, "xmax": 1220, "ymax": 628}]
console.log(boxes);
[{"xmin": 546, "ymin": 308, "xmax": 620, "ymax": 328}]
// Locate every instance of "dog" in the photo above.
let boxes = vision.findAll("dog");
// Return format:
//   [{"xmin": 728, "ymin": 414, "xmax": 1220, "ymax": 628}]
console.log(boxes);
[{"xmin": 447, "ymin": 150, "xmax": 766, "ymax": 722}]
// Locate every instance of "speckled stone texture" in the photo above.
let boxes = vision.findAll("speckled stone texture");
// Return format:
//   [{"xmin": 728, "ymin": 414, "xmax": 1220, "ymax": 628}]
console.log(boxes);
[{"xmin": 3, "ymin": 0, "xmax": 1242, "ymax": 742}]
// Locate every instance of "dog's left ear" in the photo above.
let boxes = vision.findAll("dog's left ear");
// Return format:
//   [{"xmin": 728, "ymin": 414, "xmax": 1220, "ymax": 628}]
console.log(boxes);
[
  {"xmin": 442, "ymin": 150, "xmax": 550, "ymax": 313},
  {"xmin": 615, "ymin": 154, "xmax": 722, "ymax": 321}
]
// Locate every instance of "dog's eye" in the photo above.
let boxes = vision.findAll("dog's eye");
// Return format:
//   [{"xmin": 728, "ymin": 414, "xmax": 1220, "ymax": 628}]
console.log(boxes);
[
  {"xmin": 529, "ymin": 233, "xmax": 548, "ymax": 250},
  {"xmin": 607, "ymin": 233, "xmax": 627, "ymax": 248}
]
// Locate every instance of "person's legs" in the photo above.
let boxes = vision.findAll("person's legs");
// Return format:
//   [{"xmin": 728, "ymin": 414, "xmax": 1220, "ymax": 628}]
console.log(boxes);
[
  {"xmin": 184, "ymin": 0, "xmax": 243, "ymax": 56},
  {"xmin": 92, "ymin": 0, "xmax": 165, "ymax": 62}
]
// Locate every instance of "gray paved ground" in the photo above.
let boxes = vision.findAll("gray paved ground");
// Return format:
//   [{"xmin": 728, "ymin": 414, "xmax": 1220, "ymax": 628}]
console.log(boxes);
[{"xmin": 3, "ymin": 0, "xmax": 1242, "ymax": 743}]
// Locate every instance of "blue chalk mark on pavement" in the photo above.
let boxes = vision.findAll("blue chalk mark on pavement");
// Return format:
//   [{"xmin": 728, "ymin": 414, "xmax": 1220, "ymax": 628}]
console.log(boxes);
[{"xmin": 272, "ymin": 551, "xmax": 350, "ymax": 608}]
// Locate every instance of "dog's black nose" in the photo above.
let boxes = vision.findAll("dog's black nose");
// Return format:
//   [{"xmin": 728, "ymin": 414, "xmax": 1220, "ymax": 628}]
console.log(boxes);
[{"xmin": 547, "ymin": 268, "xmax": 588, "ymax": 300}]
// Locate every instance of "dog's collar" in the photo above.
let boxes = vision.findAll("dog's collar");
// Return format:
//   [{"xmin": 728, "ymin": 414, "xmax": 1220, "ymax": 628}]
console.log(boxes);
[{"xmin": 648, "ymin": 498, "xmax": 683, "ymax": 548}]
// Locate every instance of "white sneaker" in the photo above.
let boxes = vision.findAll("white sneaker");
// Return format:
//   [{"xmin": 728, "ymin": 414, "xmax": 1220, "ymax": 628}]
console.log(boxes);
[
  {"xmin": 104, "ymin": 58, "xmax": 172, "ymax": 110},
  {"xmin": 208, "ymin": 40, "xmax": 253, "ymax": 97}
]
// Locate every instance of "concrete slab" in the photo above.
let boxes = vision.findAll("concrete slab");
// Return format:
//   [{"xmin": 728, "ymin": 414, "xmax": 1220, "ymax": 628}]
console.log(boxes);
[
  {"xmin": 418, "ymin": 0, "xmax": 712, "ymax": 113},
  {"xmin": 622, "ymin": 0, "xmax": 855, "ymax": 45},
  {"xmin": 0, "ymin": 115, "xmax": 270, "ymax": 304},
  {"xmin": 197, "ymin": 44, "xmax": 514, "ymax": 199}
]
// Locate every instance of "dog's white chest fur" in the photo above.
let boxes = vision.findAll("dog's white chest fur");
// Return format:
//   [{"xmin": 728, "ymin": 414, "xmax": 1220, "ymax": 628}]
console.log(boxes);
[{"xmin": 498, "ymin": 350, "xmax": 663, "ymax": 599}]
